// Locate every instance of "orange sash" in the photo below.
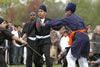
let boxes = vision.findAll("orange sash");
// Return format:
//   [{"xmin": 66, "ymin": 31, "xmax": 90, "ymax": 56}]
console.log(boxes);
[{"xmin": 68, "ymin": 29, "xmax": 86, "ymax": 46}]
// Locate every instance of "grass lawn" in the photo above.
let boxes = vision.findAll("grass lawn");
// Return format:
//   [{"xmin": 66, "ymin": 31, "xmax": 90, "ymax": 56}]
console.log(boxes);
[
  {"xmin": 8, "ymin": 64, "xmax": 100, "ymax": 67},
  {"xmin": 8, "ymin": 64, "xmax": 62, "ymax": 67}
]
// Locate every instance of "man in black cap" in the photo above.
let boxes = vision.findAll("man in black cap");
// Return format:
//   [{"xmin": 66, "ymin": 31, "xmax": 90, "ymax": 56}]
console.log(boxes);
[
  {"xmin": 21, "ymin": 11, "xmax": 37, "ymax": 67},
  {"xmin": 0, "ymin": 18, "xmax": 27, "ymax": 67},
  {"xmin": 34, "ymin": 5, "xmax": 53, "ymax": 67}
]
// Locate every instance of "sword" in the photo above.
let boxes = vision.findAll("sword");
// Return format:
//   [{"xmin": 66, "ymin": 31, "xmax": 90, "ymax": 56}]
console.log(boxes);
[
  {"xmin": 92, "ymin": 41, "xmax": 100, "ymax": 44},
  {"xmin": 26, "ymin": 43, "xmax": 43, "ymax": 59}
]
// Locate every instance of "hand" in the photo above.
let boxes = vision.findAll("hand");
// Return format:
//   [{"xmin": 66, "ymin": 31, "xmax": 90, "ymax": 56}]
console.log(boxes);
[
  {"xmin": 51, "ymin": 41, "xmax": 56, "ymax": 45},
  {"xmin": 3, "ymin": 46, "xmax": 9, "ymax": 51},
  {"xmin": 0, "ymin": 46, "xmax": 9, "ymax": 51},
  {"xmin": 20, "ymin": 38, "xmax": 23, "ymax": 40},
  {"xmin": 21, "ymin": 40, "xmax": 27, "ymax": 46},
  {"xmin": 58, "ymin": 54, "xmax": 61, "ymax": 59},
  {"xmin": 40, "ymin": 22, "xmax": 45, "ymax": 26},
  {"xmin": 90, "ymin": 61, "xmax": 97, "ymax": 64}
]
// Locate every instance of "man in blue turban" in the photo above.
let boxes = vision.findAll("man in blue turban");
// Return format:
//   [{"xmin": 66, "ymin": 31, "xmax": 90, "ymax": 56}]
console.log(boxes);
[
  {"xmin": 34, "ymin": 4, "xmax": 53, "ymax": 67},
  {"xmin": 65, "ymin": 2, "xmax": 76, "ymax": 13},
  {"xmin": 40, "ymin": 2, "xmax": 90, "ymax": 67},
  {"xmin": 39, "ymin": 5, "xmax": 47, "ymax": 12},
  {"xmin": 0, "ymin": 18, "xmax": 5, "ymax": 24}
]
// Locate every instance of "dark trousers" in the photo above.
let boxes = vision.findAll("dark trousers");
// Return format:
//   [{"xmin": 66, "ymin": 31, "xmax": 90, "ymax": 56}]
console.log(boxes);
[
  {"xmin": 62, "ymin": 57, "xmax": 67, "ymax": 67},
  {"xmin": 0, "ymin": 52, "xmax": 7, "ymax": 67},
  {"xmin": 26, "ymin": 39, "xmax": 36, "ymax": 67},
  {"xmin": 34, "ymin": 43, "xmax": 53, "ymax": 67},
  {"xmin": 8, "ymin": 41, "xmax": 13, "ymax": 65}
]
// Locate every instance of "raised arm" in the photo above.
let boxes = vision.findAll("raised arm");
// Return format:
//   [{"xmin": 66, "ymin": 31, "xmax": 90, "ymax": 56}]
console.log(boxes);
[{"xmin": 41, "ymin": 16, "xmax": 69, "ymax": 28}]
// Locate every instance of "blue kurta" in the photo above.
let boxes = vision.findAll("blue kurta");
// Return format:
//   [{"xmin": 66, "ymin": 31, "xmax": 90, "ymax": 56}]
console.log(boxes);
[{"xmin": 46, "ymin": 13, "xmax": 90, "ymax": 59}]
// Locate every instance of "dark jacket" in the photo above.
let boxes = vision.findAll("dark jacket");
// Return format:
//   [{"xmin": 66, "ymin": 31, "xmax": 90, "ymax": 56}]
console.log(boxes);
[{"xmin": 45, "ymin": 13, "xmax": 90, "ymax": 58}]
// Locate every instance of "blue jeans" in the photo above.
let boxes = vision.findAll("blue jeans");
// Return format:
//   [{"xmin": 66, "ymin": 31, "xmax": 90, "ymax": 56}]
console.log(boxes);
[{"xmin": 12, "ymin": 46, "xmax": 23, "ymax": 64}]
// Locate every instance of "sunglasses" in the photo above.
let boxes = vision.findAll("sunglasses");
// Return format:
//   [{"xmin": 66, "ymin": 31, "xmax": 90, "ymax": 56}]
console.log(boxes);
[{"xmin": 30, "ymin": 15, "xmax": 36, "ymax": 16}]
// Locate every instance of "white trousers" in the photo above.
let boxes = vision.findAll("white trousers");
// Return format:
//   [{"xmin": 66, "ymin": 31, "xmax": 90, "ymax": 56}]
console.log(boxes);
[
  {"xmin": 66, "ymin": 49, "xmax": 88, "ymax": 67},
  {"xmin": 23, "ymin": 47, "xmax": 27, "ymax": 64}
]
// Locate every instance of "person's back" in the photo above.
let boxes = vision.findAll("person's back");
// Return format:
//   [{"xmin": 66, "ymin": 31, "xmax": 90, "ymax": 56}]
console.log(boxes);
[
  {"xmin": 0, "ymin": 27, "xmax": 13, "ymax": 43},
  {"xmin": 62, "ymin": 14, "xmax": 86, "ymax": 31}
]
